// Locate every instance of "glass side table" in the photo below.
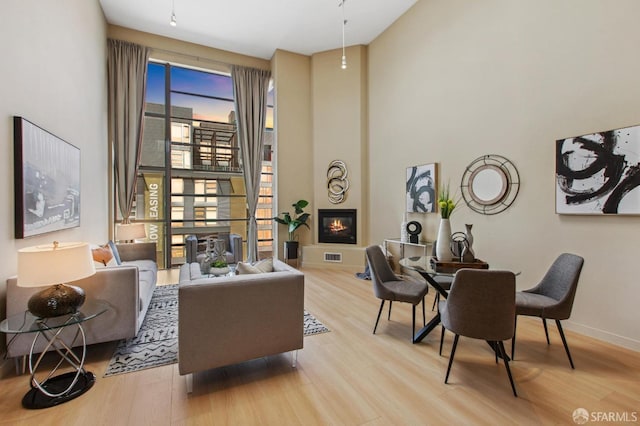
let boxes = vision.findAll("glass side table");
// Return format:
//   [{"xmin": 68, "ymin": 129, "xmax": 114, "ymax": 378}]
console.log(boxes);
[{"xmin": 0, "ymin": 299, "xmax": 109, "ymax": 409}]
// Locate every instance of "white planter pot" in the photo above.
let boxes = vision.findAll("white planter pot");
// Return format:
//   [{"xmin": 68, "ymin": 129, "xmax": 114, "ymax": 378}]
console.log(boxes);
[{"xmin": 436, "ymin": 218, "xmax": 453, "ymax": 262}]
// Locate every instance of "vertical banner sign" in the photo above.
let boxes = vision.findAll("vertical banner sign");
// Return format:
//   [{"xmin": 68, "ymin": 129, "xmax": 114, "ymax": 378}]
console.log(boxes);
[{"xmin": 143, "ymin": 173, "xmax": 165, "ymax": 268}]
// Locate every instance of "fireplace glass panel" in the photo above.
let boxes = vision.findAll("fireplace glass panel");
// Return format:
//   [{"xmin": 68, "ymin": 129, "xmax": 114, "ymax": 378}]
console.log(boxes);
[{"xmin": 318, "ymin": 209, "xmax": 357, "ymax": 244}]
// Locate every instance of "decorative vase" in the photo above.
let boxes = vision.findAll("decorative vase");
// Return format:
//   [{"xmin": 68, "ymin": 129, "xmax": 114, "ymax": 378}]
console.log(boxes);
[
  {"xmin": 436, "ymin": 218, "xmax": 453, "ymax": 262},
  {"xmin": 463, "ymin": 224, "xmax": 475, "ymax": 262},
  {"xmin": 400, "ymin": 219, "xmax": 409, "ymax": 243},
  {"xmin": 461, "ymin": 241, "xmax": 475, "ymax": 263},
  {"xmin": 465, "ymin": 224, "xmax": 474, "ymax": 250}
]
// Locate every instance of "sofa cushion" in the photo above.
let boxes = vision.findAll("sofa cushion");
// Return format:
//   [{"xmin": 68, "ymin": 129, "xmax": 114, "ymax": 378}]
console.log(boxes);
[
  {"xmin": 137, "ymin": 269, "xmax": 156, "ymax": 313},
  {"xmin": 237, "ymin": 258, "xmax": 274, "ymax": 274},
  {"xmin": 122, "ymin": 259, "xmax": 158, "ymax": 274}
]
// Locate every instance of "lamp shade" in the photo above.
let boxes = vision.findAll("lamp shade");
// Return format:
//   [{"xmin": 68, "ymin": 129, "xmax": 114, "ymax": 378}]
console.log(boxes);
[
  {"xmin": 17, "ymin": 242, "xmax": 96, "ymax": 288},
  {"xmin": 116, "ymin": 223, "xmax": 146, "ymax": 241}
]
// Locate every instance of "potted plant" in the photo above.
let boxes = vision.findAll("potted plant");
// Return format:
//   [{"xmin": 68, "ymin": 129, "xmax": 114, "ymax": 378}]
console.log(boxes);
[
  {"xmin": 274, "ymin": 199, "xmax": 310, "ymax": 260},
  {"xmin": 209, "ymin": 258, "xmax": 230, "ymax": 276}
]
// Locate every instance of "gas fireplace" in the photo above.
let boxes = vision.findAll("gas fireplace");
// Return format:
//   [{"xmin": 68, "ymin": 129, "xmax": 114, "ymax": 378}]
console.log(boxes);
[{"xmin": 318, "ymin": 209, "xmax": 357, "ymax": 244}]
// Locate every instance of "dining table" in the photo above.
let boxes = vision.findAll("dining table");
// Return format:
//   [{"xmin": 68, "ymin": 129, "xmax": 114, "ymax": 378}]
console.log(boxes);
[
  {"xmin": 399, "ymin": 255, "xmax": 514, "ymax": 359},
  {"xmin": 399, "ymin": 256, "xmax": 456, "ymax": 343}
]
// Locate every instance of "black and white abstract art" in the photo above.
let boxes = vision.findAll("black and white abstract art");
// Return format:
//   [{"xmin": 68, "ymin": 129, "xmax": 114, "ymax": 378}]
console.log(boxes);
[
  {"xmin": 556, "ymin": 124, "xmax": 640, "ymax": 214},
  {"xmin": 406, "ymin": 163, "xmax": 437, "ymax": 213}
]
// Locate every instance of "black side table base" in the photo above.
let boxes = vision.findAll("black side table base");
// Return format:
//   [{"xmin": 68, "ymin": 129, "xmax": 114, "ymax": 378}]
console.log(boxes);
[{"xmin": 22, "ymin": 371, "xmax": 95, "ymax": 409}]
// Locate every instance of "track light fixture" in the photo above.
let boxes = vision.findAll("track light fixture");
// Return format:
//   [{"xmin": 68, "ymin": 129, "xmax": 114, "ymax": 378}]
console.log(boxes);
[
  {"xmin": 170, "ymin": 0, "xmax": 177, "ymax": 27},
  {"xmin": 340, "ymin": 0, "xmax": 347, "ymax": 69}
]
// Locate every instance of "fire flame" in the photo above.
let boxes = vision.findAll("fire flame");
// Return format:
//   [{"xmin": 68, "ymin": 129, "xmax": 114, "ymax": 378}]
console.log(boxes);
[{"xmin": 329, "ymin": 219, "xmax": 347, "ymax": 233}]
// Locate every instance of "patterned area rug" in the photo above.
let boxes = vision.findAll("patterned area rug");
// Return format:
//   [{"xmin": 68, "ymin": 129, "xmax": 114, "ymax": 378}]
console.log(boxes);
[{"xmin": 104, "ymin": 284, "xmax": 329, "ymax": 377}]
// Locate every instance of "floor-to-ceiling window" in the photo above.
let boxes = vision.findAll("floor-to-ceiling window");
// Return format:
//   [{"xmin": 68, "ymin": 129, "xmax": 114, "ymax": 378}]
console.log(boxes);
[{"xmin": 118, "ymin": 61, "xmax": 274, "ymax": 268}]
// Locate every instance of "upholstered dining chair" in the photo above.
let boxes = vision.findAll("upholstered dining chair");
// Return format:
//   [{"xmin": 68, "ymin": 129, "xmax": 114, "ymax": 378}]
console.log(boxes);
[
  {"xmin": 511, "ymin": 253, "xmax": 584, "ymax": 369},
  {"xmin": 365, "ymin": 245, "xmax": 429, "ymax": 342},
  {"xmin": 439, "ymin": 269, "xmax": 517, "ymax": 397}
]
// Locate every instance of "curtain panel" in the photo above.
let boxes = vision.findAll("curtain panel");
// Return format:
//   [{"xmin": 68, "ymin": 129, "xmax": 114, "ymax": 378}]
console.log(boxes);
[
  {"xmin": 107, "ymin": 39, "xmax": 150, "ymax": 223},
  {"xmin": 231, "ymin": 65, "xmax": 271, "ymax": 263}
]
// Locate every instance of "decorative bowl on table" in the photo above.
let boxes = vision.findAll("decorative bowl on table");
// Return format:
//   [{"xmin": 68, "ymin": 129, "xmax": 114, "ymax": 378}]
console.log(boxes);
[{"xmin": 209, "ymin": 267, "xmax": 230, "ymax": 276}]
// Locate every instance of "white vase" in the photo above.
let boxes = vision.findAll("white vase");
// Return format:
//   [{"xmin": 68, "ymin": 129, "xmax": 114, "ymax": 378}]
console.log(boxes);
[
  {"xmin": 436, "ymin": 218, "xmax": 453, "ymax": 262},
  {"xmin": 400, "ymin": 221, "xmax": 409, "ymax": 243}
]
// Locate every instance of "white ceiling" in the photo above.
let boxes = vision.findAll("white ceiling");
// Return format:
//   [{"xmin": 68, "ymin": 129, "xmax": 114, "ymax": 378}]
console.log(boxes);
[{"xmin": 99, "ymin": 0, "xmax": 418, "ymax": 59}]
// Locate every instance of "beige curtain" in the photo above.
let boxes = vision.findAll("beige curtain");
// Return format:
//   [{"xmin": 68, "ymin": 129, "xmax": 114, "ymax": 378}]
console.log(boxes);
[
  {"xmin": 107, "ymin": 39, "xmax": 150, "ymax": 222},
  {"xmin": 231, "ymin": 65, "xmax": 271, "ymax": 262}
]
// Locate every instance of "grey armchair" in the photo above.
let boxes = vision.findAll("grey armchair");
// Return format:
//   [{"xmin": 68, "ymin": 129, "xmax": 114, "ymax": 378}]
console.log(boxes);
[
  {"xmin": 511, "ymin": 253, "xmax": 584, "ymax": 369},
  {"xmin": 186, "ymin": 232, "xmax": 243, "ymax": 265},
  {"xmin": 439, "ymin": 269, "xmax": 517, "ymax": 397},
  {"xmin": 365, "ymin": 245, "xmax": 428, "ymax": 342}
]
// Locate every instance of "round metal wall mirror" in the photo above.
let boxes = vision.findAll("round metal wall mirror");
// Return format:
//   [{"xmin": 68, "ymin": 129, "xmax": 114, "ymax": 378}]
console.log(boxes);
[{"xmin": 460, "ymin": 155, "xmax": 520, "ymax": 215}]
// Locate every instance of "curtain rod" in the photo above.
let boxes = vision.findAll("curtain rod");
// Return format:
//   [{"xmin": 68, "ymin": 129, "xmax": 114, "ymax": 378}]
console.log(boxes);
[
  {"xmin": 149, "ymin": 46, "xmax": 232, "ymax": 70},
  {"xmin": 149, "ymin": 46, "xmax": 271, "ymax": 73}
]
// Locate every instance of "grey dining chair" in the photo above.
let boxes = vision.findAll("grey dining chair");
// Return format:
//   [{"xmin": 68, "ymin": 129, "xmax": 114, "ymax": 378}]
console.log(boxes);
[
  {"xmin": 439, "ymin": 269, "xmax": 518, "ymax": 397},
  {"xmin": 511, "ymin": 253, "xmax": 584, "ymax": 369},
  {"xmin": 365, "ymin": 245, "xmax": 428, "ymax": 342}
]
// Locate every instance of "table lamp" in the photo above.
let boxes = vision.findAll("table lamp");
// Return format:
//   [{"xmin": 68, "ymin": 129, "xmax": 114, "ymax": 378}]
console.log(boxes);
[
  {"xmin": 116, "ymin": 222, "xmax": 146, "ymax": 243},
  {"xmin": 17, "ymin": 241, "xmax": 96, "ymax": 318}
]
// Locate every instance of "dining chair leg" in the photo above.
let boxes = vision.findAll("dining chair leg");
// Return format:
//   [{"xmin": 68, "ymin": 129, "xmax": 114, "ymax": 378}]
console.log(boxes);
[
  {"xmin": 422, "ymin": 297, "xmax": 426, "ymax": 326},
  {"xmin": 498, "ymin": 341, "xmax": 518, "ymax": 397},
  {"xmin": 555, "ymin": 320, "xmax": 575, "ymax": 369},
  {"xmin": 439, "ymin": 326, "xmax": 446, "ymax": 356},
  {"xmin": 511, "ymin": 316, "xmax": 518, "ymax": 359},
  {"xmin": 494, "ymin": 341, "xmax": 499, "ymax": 364},
  {"xmin": 412, "ymin": 304, "xmax": 416, "ymax": 342},
  {"xmin": 444, "ymin": 334, "xmax": 459, "ymax": 384},
  {"xmin": 388, "ymin": 301, "xmax": 393, "ymax": 320},
  {"xmin": 373, "ymin": 300, "xmax": 385, "ymax": 334},
  {"xmin": 542, "ymin": 318, "xmax": 550, "ymax": 344}
]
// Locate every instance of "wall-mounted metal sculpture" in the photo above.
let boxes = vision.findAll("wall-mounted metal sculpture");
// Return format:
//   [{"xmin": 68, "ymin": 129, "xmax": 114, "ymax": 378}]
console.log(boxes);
[
  {"xmin": 327, "ymin": 160, "xmax": 349, "ymax": 204},
  {"xmin": 460, "ymin": 154, "xmax": 520, "ymax": 215}
]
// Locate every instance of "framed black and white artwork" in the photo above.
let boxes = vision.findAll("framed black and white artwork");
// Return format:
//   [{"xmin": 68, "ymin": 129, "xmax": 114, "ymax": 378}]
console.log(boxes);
[
  {"xmin": 406, "ymin": 163, "xmax": 437, "ymax": 213},
  {"xmin": 14, "ymin": 116, "xmax": 81, "ymax": 238},
  {"xmin": 556, "ymin": 124, "xmax": 640, "ymax": 215}
]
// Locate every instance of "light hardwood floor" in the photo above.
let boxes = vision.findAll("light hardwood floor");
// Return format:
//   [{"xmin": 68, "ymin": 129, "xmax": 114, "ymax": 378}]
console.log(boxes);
[{"xmin": 1, "ymin": 266, "xmax": 639, "ymax": 425}]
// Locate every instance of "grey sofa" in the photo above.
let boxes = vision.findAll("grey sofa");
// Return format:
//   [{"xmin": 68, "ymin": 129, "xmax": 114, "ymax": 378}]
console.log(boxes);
[
  {"xmin": 5, "ymin": 242, "xmax": 157, "ymax": 363},
  {"xmin": 178, "ymin": 258, "xmax": 304, "ymax": 392}
]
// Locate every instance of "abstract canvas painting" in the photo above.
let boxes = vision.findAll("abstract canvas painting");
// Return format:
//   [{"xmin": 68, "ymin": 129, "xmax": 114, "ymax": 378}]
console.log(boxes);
[
  {"xmin": 556, "ymin": 124, "xmax": 640, "ymax": 214},
  {"xmin": 406, "ymin": 163, "xmax": 437, "ymax": 213}
]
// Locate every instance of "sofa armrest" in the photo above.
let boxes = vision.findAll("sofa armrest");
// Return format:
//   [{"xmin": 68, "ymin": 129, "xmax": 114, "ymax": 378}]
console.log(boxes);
[
  {"xmin": 116, "ymin": 242, "xmax": 157, "ymax": 262},
  {"xmin": 5, "ymin": 266, "xmax": 140, "ymax": 358},
  {"xmin": 178, "ymin": 269, "xmax": 304, "ymax": 375}
]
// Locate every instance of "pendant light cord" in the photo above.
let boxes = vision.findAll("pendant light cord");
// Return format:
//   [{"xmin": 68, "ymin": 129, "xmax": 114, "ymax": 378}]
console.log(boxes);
[{"xmin": 340, "ymin": 0, "xmax": 347, "ymax": 69}]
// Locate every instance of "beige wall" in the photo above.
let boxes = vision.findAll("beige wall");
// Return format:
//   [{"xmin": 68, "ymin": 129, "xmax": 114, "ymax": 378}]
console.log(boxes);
[
  {"xmin": 0, "ymin": 0, "xmax": 108, "ymax": 365},
  {"xmin": 303, "ymin": 46, "xmax": 370, "ymax": 267},
  {"xmin": 271, "ymin": 50, "xmax": 314, "ymax": 258},
  {"xmin": 108, "ymin": 25, "xmax": 270, "ymax": 73},
  {"xmin": 369, "ymin": 0, "xmax": 640, "ymax": 349}
]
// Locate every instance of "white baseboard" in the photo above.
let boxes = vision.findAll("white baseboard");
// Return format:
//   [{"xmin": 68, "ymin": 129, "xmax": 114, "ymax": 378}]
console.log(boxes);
[{"xmin": 565, "ymin": 320, "xmax": 640, "ymax": 352}]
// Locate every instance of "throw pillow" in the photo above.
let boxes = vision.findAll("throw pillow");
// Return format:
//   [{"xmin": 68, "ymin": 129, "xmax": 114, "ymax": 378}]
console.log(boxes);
[
  {"xmin": 108, "ymin": 240, "xmax": 122, "ymax": 265},
  {"xmin": 91, "ymin": 243, "xmax": 118, "ymax": 268},
  {"xmin": 236, "ymin": 258, "xmax": 274, "ymax": 275}
]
